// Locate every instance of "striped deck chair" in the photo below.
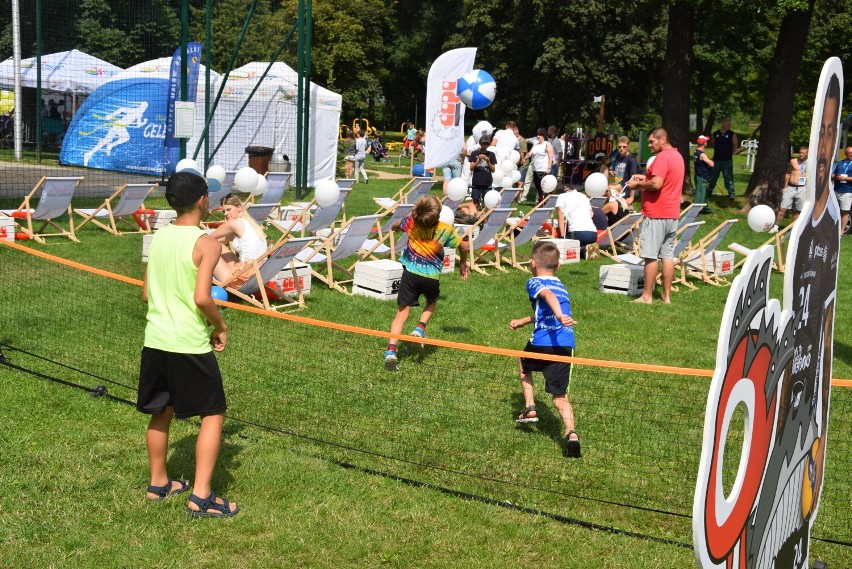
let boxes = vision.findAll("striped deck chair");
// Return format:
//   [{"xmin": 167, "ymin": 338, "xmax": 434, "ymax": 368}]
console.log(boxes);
[
  {"xmin": 271, "ymin": 188, "xmax": 353, "ymax": 242},
  {"xmin": 1, "ymin": 176, "xmax": 84, "ymax": 243},
  {"xmin": 678, "ymin": 202, "xmax": 706, "ymax": 230},
  {"xmin": 497, "ymin": 188, "xmax": 521, "ymax": 208},
  {"xmin": 460, "ymin": 207, "xmax": 514, "ymax": 275},
  {"xmin": 373, "ymin": 177, "xmax": 435, "ymax": 215},
  {"xmin": 219, "ymin": 236, "xmax": 318, "ymax": 312},
  {"xmin": 74, "ymin": 183, "xmax": 155, "ymax": 235},
  {"xmin": 244, "ymin": 172, "xmax": 293, "ymax": 222},
  {"xmin": 683, "ymin": 219, "xmax": 738, "ymax": 286},
  {"xmin": 495, "ymin": 207, "xmax": 555, "ymax": 271},
  {"xmin": 297, "ymin": 214, "xmax": 384, "ymax": 294},
  {"xmin": 729, "ymin": 221, "xmax": 794, "ymax": 273},
  {"xmin": 589, "ymin": 196, "xmax": 606, "ymax": 209},
  {"xmin": 357, "ymin": 203, "xmax": 414, "ymax": 263},
  {"xmin": 596, "ymin": 212, "xmax": 642, "ymax": 260}
]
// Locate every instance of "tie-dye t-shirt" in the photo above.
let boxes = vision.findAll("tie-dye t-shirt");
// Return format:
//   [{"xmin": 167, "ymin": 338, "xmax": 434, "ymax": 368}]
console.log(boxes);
[{"xmin": 399, "ymin": 215, "xmax": 462, "ymax": 279}]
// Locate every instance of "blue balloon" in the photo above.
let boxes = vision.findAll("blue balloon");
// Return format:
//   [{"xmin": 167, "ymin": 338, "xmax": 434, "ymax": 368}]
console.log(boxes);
[
  {"xmin": 211, "ymin": 285, "xmax": 228, "ymax": 301},
  {"xmin": 207, "ymin": 177, "xmax": 222, "ymax": 194},
  {"xmin": 412, "ymin": 164, "xmax": 431, "ymax": 177}
]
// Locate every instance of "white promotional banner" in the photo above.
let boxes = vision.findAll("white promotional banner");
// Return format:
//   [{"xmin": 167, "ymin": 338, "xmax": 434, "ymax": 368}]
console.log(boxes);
[{"xmin": 424, "ymin": 47, "xmax": 477, "ymax": 170}]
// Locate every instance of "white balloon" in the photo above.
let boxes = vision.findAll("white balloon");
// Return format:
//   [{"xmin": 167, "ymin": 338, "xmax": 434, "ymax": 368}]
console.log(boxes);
[
  {"xmin": 251, "ymin": 175, "xmax": 268, "ymax": 196},
  {"xmin": 472, "ymin": 121, "xmax": 494, "ymax": 143},
  {"xmin": 439, "ymin": 206, "xmax": 454, "ymax": 226},
  {"xmin": 206, "ymin": 165, "xmax": 227, "ymax": 183},
  {"xmin": 541, "ymin": 174, "xmax": 558, "ymax": 194},
  {"xmin": 314, "ymin": 179, "xmax": 341, "ymax": 208},
  {"xmin": 176, "ymin": 158, "xmax": 199, "ymax": 173},
  {"xmin": 446, "ymin": 178, "xmax": 468, "ymax": 201},
  {"xmin": 511, "ymin": 170, "xmax": 521, "ymax": 183},
  {"xmin": 500, "ymin": 159, "xmax": 516, "ymax": 175},
  {"xmin": 747, "ymin": 204, "xmax": 776, "ymax": 232},
  {"xmin": 495, "ymin": 148, "xmax": 508, "ymax": 164},
  {"xmin": 234, "ymin": 167, "xmax": 259, "ymax": 193},
  {"xmin": 501, "ymin": 176, "xmax": 514, "ymax": 189},
  {"xmin": 509, "ymin": 150, "xmax": 521, "ymax": 164},
  {"xmin": 584, "ymin": 172, "xmax": 609, "ymax": 197},
  {"xmin": 483, "ymin": 189, "xmax": 501, "ymax": 209}
]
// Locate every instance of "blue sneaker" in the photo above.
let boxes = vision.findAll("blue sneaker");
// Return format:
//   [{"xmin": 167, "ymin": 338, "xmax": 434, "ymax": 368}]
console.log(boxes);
[
  {"xmin": 383, "ymin": 350, "xmax": 398, "ymax": 371},
  {"xmin": 410, "ymin": 327, "xmax": 425, "ymax": 349}
]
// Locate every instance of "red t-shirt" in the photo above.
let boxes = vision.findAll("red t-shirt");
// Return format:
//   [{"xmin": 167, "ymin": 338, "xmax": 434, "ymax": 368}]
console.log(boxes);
[{"xmin": 641, "ymin": 146, "xmax": 684, "ymax": 218}]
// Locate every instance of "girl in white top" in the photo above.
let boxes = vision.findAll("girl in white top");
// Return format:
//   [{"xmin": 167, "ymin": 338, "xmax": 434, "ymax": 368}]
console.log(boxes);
[
  {"xmin": 211, "ymin": 193, "xmax": 268, "ymax": 286},
  {"xmin": 354, "ymin": 131, "xmax": 369, "ymax": 184},
  {"xmin": 524, "ymin": 128, "xmax": 554, "ymax": 202}
]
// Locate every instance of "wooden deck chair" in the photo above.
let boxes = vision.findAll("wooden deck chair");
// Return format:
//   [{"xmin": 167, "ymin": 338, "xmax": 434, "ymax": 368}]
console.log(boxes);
[
  {"xmin": 596, "ymin": 212, "xmax": 643, "ymax": 259},
  {"xmin": 678, "ymin": 202, "xmax": 706, "ymax": 230},
  {"xmin": 614, "ymin": 220, "xmax": 706, "ymax": 267},
  {"xmin": 373, "ymin": 177, "xmax": 435, "ymax": 214},
  {"xmin": 460, "ymin": 207, "xmax": 514, "ymax": 275},
  {"xmin": 729, "ymin": 222, "xmax": 794, "ymax": 273},
  {"xmin": 683, "ymin": 219, "xmax": 738, "ymax": 286},
  {"xmin": 220, "ymin": 236, "xmax": 318, "ymax": 311},
  {"xmin": 271, "ymin": 187, "xmax": 353, "ymax": 241},
  {"xmin": 245, "ymin": 171, "xmax": 292, "ymax": 205},
  {"xmin": 284, "ymin": 178, "xmax": 356, "ymax": 229},
  {"xmin": 497, "ymin": 188, "xmax": 521, "ymax": 207},
  {"xmin": 297, "ymin": 214, "xmax": 384, "ymax": 294},
  {"xmin": 0, "ymin": 176, "xmax": 83, "ymax": 243},
  {"xmin": 74, "ymin": 183, "xmax": 155, "ymax": 235},
  {"xmin": 357, "ymin": 204, "xmax": 414, "ymax": 263},
  {"xmin": 662, "ymin": 221, "xmax": 707, "ymax": 291},
  {"xmin": 589, "ymin": 196, "xmax": 606, "ymax": 209},
  {"xmin": 495, "ymin": 207, "xmax": 555, "ymax": 271}
]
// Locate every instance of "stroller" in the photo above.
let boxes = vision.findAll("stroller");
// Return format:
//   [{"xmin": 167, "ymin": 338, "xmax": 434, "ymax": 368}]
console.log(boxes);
[{"xmin": 370, "ymin": 135, "xmax": 389, "ymax": 162}]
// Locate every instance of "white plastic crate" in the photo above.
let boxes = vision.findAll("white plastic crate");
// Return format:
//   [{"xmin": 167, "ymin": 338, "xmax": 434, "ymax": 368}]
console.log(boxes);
[
  {"xmin": 141, "ymin": 234, "xmax": 154, "ymax": 263},
  {"xmin": 272, "ymin": 263, "xmax": 312, "ymax": 296},
  {"xmin": 441, "ymin": 247, "xmax": 456, "ymax": 273},
  {"xmin": 353, "ymin": 259, "xmax": 404, "ymax": 300},
  {"xmin": 686, "ymin": 251, "xmax": 735, "ymax": 276},
  {"xmin": 539, "ymin": 238, "xmax": 581, "ymax": 265},
  {"xmin": 0, "ymin": 217, "xmax": 15, "ymax": 242},
  {"xmin": 599, "ymin": 264, "xmax": 645, "ymax": 296},
  {"xmin": 149, "ymin": 210, "xmax": 176, "ymax": 229}
]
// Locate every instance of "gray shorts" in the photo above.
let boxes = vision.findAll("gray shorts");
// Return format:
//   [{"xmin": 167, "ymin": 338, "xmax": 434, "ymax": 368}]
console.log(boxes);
[
  {"xmin": 836, "ymin": 192, "xmax": 852, "ymax": 212},
  {"xmin": 781, "ymin": 185, "xmax": 806, "ymax": 210},
  {"xmin": 639, "ymin": 217, "xmax": 678, "ymax": 260}
]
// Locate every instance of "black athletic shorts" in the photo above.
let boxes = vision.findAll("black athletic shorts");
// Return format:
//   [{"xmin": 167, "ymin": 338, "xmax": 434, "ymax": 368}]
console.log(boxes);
[
  {"xmin": 520, "ymin": 343, "xmax": 573, "ymax": 395},
  {"xmin": 137, "ymin": 347, "xmax": 227, "ymax": 419},
  {"xmin": 396, "ymin": 267, "xmax": 440, "ymax": 307}
]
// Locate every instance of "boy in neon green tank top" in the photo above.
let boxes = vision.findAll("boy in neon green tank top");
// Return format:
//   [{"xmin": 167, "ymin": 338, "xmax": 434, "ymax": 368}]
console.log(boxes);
[{"xmin": 137, "ymin": 171, "xmax": 239, "ymax": 517}]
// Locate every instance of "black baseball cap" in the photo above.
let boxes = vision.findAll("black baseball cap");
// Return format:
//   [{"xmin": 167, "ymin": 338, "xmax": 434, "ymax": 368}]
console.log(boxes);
[{"xmin": 165, "ymin": 171, "xmax": 208, "ymax": 208}]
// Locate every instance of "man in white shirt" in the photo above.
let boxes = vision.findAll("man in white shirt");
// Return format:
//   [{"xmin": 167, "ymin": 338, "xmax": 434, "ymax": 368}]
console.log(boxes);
[{"xmin": 493, "ymin": 120, "xmax": 520, "ymax": 154}]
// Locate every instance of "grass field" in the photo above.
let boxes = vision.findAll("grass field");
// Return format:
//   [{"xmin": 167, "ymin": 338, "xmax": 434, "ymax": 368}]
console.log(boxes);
[{"xmin": 1, "ymin": 152, "xmax": 851, "ymax": 568}]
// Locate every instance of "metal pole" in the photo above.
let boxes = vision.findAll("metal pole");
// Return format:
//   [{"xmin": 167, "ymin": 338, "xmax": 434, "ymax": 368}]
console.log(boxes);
[
  {"xmin": 302, "ymin": 0, "xmax": 312, "ymax": 193},
  {"xmin": 35, "ymin": 0, "xmax": 42, "ymax": 161},
  {"xmin": 11, "ymin": 0, "xmax": 22, "ymax": 161},
  {"xmin": 205, "ymin": 0, "xmax": 212, "ymax": 169},
  {"xmin": 295, "ymin": 0, "xmax": 304, "ymax": 199},
  {"xmin": 180, "ymin": 0, "xmax": 189, "ymax": 160}
]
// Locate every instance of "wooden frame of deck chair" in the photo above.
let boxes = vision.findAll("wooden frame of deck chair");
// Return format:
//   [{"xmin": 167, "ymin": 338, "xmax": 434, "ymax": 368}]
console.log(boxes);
[
  {"xmin": 0, "ymin": 176, "xmax": 84, "ymax": 243},
  {"xmin": 296, "ymin": 214, "xmax": 384, "ymax": 294},
  {"xmin": 495, "ymin": 207, "xmax": 555, "ymax": 271},
  {"xmin": 677, "ymin": 202, "xmax": 707, "ymax": 230},
  {"xmin": 74, "ymin": 183, "xmax": 156, "ymax": 235},
  {"xmin": 595, "ymin": 212, "xmax": 643, "ymax": 260},
  {"xmin": 270, "ymin": 187, "xmax": 353, "ymax": 241},
  {"xmin": 357, "ymin": 203, "xmax": 414, "ymax": 263},
  {"xmin": 658, "ymin": 220, "xmax": 708, "ymax": 291},
  {"xmin": 218, "ymin": 236, "xmax": 318, "ymax": 312},
  {"xmin": 682, "ymin": 219, "xmax": 738, "ymax": 286},
  {"xmin": 373, "ymin": 177, "xmax": 435, "ymax": 215},
  {"xmin": 613, "ymin": 220, "xmax": 706, "ymax": 268},
  {"xmin": 459, "ymin": 207, "xmax": 515, "ymax": 275},
  {"xmin": 729, "ymin": 221, "xmax": 794, "ymax": 273},
  {"xmin": 284, "ymin": 178, "xmax": 356, "ymax": 229},
  {"xmin": 243, "ymin": 171, "xmax": 293, "ymax": 222}
]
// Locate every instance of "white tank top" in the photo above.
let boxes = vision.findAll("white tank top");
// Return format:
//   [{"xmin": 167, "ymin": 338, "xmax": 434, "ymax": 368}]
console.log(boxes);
[{"xmin": 231, "ymin": 218, "xmax": 267, "ymax": 262}]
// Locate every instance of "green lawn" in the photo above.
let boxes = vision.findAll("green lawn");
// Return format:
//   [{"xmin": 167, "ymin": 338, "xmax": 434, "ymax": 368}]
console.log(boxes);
[{"xmin": 1, "ymin": 156, "xmax": 850, "ymax": 567}]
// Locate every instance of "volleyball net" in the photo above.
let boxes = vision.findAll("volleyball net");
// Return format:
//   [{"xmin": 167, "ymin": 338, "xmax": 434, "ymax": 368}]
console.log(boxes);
[{"xmin": 2, "ymin": 240, "xmax": 851, "ymax": 549}]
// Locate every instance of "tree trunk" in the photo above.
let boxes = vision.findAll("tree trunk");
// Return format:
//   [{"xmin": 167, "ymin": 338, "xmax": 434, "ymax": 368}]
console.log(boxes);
[
  {"xmin": 704, "ymin": 109, "xmax": 716, "ymax": 137},
  {"xmin": 746, "ymin": 0, "xmax": 815, "ymax": 210},
  {"xmin": 661, "ymin": 0, "xmax": 695, "ymax": 193}
]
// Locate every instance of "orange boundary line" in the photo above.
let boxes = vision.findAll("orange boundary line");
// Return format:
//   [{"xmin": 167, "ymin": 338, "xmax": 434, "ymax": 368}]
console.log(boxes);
[{"xmin": 3, "ymin": 239, "xmax": 850, "ymax": 386}]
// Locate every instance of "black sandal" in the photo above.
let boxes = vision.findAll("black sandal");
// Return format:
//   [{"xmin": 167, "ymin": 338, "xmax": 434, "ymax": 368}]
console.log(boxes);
[
  {"xmin": 564, "ymin": 430, "xmax": 582, "ymax": 458},
  {"xmin": 146, "ymin": 478, "xmax": 190, "ymax": 502},
  {"xmin": 186, "ymin": 491, "xmax": 240, "ymax": 518},
  {"xmin": 515, "ymin": 405, "xmax": 539, "ymax": 423}
]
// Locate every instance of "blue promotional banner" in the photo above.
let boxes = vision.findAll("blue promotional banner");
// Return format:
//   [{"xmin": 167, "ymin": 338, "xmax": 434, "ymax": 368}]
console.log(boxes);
[
  {"xmin": 59, "ymin": 78, "xmax": 173, "ymax": 175},
  {"xmin": 165, "ymin": 42, "xmax": 203, "ymax": 150}
]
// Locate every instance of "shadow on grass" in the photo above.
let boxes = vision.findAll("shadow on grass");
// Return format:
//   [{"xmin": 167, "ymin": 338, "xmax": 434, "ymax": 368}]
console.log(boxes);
[
  {"xmin": 166, "ymin": 421, "xmax": 244, "ymax": 494},
  {"xmin": 834, "ymin": 342, "xmax": 852, "ymax": 370},
  {"xmin": 507, "ymin": 391, "xmax": 567, "ymax": 453}
]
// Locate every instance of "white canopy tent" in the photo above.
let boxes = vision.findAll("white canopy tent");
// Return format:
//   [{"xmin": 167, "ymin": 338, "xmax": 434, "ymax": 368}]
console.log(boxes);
[
  {"xmin": 206, "ymin": 61, "xmax": 341, "ymax": 186},
  {"xmin": 0, "ymin": 49, "xmax": 123, "ymax": 95}
]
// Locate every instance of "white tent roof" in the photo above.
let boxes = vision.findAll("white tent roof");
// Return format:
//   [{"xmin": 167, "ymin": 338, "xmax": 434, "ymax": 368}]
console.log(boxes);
[
  {"xmin": 0, "ymin": 49, "xmax": 123, "ymax": 95},
  {"xmin": 227, "ymin": 62, "xmax": 342, "ymax": 112}
]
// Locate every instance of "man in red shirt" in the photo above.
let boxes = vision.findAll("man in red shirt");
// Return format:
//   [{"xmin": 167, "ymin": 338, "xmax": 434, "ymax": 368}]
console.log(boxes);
[{"xmin": 625, "ymin": 127, "xmax": 684, "ymax": 304}]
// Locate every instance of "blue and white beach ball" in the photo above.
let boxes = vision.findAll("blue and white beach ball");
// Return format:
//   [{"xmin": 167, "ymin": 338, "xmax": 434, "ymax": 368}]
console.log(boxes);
[{"xmin": 456, "ymin": 69, "xmax": 496, "ymax": 110}]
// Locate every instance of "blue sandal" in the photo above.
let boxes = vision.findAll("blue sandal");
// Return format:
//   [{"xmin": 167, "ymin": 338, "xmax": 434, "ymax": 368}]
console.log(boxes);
[
  {"xmin": 186, "ymin": 491, "xmax": 240, "ymax": 518},
  {"xmin": 146, "ymin": 478, "xmax": 190, "ymax": 502}
]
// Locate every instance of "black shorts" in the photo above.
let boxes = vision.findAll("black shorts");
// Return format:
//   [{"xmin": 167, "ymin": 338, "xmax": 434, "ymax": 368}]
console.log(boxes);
[
  {"xmin": 520, "ymin": 343, "xmax": 573, "ymax": 395},
  {"xmin": 137, "ymin": 347, "xmax": 227, "ymax": 419},
  {"xmin": 397, "ymin": 268, "xmax": 440, "ymax": 307}
]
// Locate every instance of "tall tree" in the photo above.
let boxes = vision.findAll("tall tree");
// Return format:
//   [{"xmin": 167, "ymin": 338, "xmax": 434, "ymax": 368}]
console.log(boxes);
[
  {"xmin": 660, "ymin": 0, "xmax": 695, "ymax": 187},
  {"xmin": 746, "ymin": 0, "xmax": 815, "ymax": 209}
]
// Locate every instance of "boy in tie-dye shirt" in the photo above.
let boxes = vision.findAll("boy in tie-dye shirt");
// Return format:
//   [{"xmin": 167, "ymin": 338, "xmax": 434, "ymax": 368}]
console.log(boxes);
[{"xmin": 384, "ymin": 194, "xmax": 469, "ymax": 370}]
